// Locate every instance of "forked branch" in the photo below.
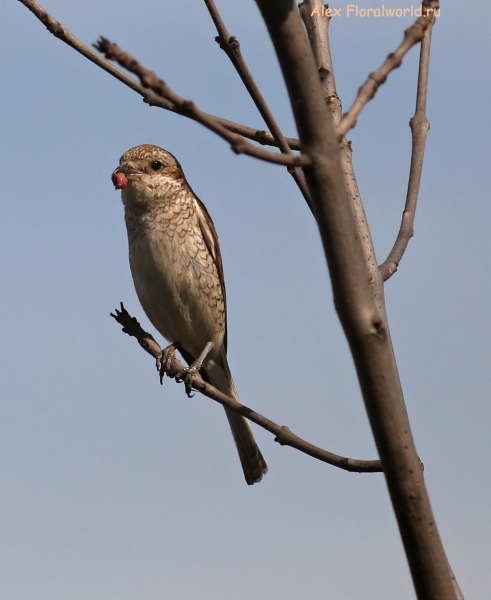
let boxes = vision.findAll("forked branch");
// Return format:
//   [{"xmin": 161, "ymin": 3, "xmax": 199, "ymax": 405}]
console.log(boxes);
[
  {"xmin": 379, "ymin": 16, "xmax": 436, "ymax": 280},
  {"xmin": 337, "ymin": 2, "xmax": 439, "ymax": 138},
  {"xmin": 111, "ymin": 303, "xmax": 382, "ymax": 474},
  {"xmin": 254, "ymin": 0, "xmax": 457, "ymax": 596}
]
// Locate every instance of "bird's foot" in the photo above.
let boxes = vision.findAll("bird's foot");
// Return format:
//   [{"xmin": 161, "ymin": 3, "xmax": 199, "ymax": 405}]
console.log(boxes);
[
  {"xmin": 175, "ymin": 341, "xmax": 214, "ymax": 398},
  {"xmin": 157, "ymin": 344, "xmax": 177, "ymax": 384},
  {"xmin": 175, "ymin": 365, "xmax": 200, "ymax": 398}
]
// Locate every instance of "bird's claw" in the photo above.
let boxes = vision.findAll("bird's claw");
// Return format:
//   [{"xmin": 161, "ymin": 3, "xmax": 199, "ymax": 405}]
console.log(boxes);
[
  {"xmin": 157, "ymin": 344, "xmax": 201, "ymax": 396},
  {"xmin": 157, "ymin": 341, "xmax": 212, "ymax": 397},
  {"xmin": 157, "ymin": 344, "xmax": 177, "ymax": 384},
  {"xmin": 175, "ymin": 363, "xmax": 201, "ymax": 398},
  {"xmin": 174, "ymin": 341, "xmax": 213, "ymax": 397}
]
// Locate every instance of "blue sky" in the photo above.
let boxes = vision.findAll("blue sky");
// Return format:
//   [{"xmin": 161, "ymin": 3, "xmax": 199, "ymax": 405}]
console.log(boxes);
[{"xmin": 1, "ymin": 1, "xmax": 490, "ymax": 598}]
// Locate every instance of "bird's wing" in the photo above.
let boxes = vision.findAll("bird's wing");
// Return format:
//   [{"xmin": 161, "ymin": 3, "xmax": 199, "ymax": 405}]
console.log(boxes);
[{"xmin": 193, "ymin": 194, "xmax": 228, "ymax": 351}]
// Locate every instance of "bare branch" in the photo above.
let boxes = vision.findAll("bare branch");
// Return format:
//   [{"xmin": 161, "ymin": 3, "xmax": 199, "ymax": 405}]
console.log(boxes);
[
  {"xmin": 300, "ymin": 0, "xmax": 385, "ymax": 315},
  {"xmin": 299, "ymin": 0, "xmax": 341, "ymax": 126},
  {"xmin": 254, "ymin": 0, "xmax": 457, "ymax": 597},
  {"xmin": 16, "ymin": 0, "xmax": 301, "ymax": 151},
  {"xmin": 379, "ymin": 17, "xmax": 436, "ymax": 281},
  {"xmin": 297, "ymin": 18, "xmax": 462, "ymax": 594},
  {"xmin": 94, "ymin": 37, "xmax": 309, "ymax": 167},
  {"xmin": 111, "ymin": 303, "xmax": 382, "ymax": 473},
  {"xmin": 223, "ymin": 123, "xmax": 300, "ymax": 150},
  {"xmin": 206, "ymin": 0, "xmax": 291, "ymax": 154},
  {"xmin": 337, "ymin": 12, "xmax": 436, "ymax": 138},
  {"xmin": 204, "ymin": 0, "xmax": 312, "ymax": 207}
]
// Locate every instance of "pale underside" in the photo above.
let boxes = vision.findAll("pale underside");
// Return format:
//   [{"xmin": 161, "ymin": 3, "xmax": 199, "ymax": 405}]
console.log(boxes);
[
  {"xmin": 123, "ymin": 179, "xmax": 226, "ymax": 364},
  {"xmin": 118, "ymin": 144, "xmax": 266, "ymax": 484}
]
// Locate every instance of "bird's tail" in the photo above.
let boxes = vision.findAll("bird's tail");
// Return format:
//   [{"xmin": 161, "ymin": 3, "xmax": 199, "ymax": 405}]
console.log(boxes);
[{"xmin": 205, "ymin": 351, "xmax": 267, "ymax": 485}]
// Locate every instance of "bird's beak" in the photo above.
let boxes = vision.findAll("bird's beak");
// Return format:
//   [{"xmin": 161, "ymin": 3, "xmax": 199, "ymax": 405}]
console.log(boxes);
[{"xmin": 112, "ymin": 164, "xmax": 144, "ymax": 189}]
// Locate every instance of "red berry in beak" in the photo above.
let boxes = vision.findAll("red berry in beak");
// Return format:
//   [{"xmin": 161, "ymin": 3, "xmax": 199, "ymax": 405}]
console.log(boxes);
[{"xmin": 112, "ymin": 171, "xmax": 128, "ymax": 190}]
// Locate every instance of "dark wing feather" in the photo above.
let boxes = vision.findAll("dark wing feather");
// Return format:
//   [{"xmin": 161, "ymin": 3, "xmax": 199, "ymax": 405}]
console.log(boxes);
[{"xmin": 190, "ymin": 188, "xmax": 228, "ymax": 352}]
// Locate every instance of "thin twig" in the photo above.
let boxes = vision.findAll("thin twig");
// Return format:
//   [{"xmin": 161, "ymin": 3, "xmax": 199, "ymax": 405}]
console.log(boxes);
[
  {"xmin": 337, "ymin": 9, "xmax": 437, "ymax": 138},
  {"xmin": 299, "ymin": 0, "xmax": 341, "ymax": 126},
  {"xmin": 204, "ymin": 0, "xmax": 312, "ymax": 208},
  {"xmin": 16, "ymin": 0, "xmax": 301, "ymax": 151},
  {"xmin": 94, "ymin": 37, "xmax": 309, "ymax": 167},
  {"xmin": 111, "ymin": 303, "xmax": 382, "ymax": 474},
  {"xmin": 300, "ymin": 0, "xmax": 385, "ymax": 315},
  {"xmin": 379, "ymin": 17, "xmax": 435, "ymax": 281},
  {"xmin": 223, "ymin": 123, "xmax": 300, "ymax": 150}
]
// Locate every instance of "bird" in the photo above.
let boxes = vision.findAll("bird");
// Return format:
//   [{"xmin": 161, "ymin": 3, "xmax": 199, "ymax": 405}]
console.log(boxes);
[{"xmin": 112, "ymin": 144, "xmax": 267, "ymax": 485}]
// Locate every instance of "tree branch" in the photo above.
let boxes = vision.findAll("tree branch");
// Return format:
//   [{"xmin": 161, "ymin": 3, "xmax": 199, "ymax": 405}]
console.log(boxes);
[
  {"xmin": 299, "ymin": 0, "xmax": 341, "ymax": 126},
  {"xmin": 111, "ymin": 303, "xmax": 382, "ymax": 474},
  {"xmin": 94, "ymin": 37, "xmax": 308, "ymax": 167},
  {"xmin": 337, "ymin": 6, "xmax": 438, "ymax": 138},
  {"xmin": 300, "ymin": 0, "xmax": 385, "ymax": 317},
  {"xmin": 379, "ymin": 16, "xmax": 436, "ymax": 281},
  {"xmin": 204, "ymin": 0, "xmax": 312, "ymax": 208},
  {"xmin": 254, "ymin": 1, "xmax": 457, "ymax": 597},
  {"xmin": 297, "ymin": 21, "xmax": 460, "ymax": 595},
  {"xmin": 16, "ymin": 0, "xmax": 301, "ymax": 151}
]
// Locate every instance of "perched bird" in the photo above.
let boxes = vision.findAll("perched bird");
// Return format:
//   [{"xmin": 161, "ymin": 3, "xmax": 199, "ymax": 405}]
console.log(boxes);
[{"xmin": 112, "ymin": 144, "xmax": 267, "ymax": 485}]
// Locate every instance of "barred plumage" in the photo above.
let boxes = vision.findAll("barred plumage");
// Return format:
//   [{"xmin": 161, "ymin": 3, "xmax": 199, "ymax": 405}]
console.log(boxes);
[{"xmin": 113, "ymin": 144, "xmax": 267, "ymax": 485}]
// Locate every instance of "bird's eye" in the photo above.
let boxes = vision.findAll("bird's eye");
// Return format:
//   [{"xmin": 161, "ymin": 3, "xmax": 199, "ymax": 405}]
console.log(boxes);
[{"xmin": 151, "ymin": 160, "xmax": 163, "ymax": 171}]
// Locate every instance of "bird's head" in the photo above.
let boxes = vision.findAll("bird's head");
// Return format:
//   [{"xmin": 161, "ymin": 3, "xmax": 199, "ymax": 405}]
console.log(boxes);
[{"xmin": 112, "ymin": 144, "xmax": 185, "ymax": 208}]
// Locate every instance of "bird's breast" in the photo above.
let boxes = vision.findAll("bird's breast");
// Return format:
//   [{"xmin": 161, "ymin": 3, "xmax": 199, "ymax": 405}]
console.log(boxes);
[{"xmin": 125, "ymin": 207, "xmax": 225, "ymax": 360}]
